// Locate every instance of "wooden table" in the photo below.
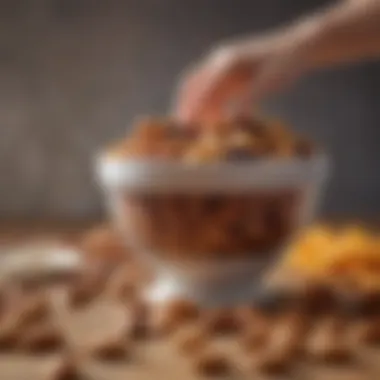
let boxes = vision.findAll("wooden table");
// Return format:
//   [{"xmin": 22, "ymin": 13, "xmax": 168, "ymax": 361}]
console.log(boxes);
[{"xmin": 0, "ymin": 223, "xmax": 378, "ymax": 380}]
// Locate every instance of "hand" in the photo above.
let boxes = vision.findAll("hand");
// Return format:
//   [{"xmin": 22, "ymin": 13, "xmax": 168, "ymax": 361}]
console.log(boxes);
[{"xmin": 174, "ymin": 30, "xmax": 314, "ymax": 124}]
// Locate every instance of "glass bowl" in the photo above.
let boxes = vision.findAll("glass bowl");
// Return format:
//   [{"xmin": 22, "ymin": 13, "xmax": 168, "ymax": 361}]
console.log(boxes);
[{"xmin": 96, "ymin": 154, "xmax": 330, "ymax": 306}]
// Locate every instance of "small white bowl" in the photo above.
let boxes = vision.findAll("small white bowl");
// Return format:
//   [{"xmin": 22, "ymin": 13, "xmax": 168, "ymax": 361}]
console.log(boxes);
[{"xmin": 96, "ymin": 154, "xmax": 330, "ymax": 306}]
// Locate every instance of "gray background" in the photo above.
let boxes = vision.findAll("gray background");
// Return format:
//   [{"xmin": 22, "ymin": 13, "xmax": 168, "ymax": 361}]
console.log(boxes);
[{"xmin": 0, "ymin": 0, "xmax": 379, "ymax": 221}]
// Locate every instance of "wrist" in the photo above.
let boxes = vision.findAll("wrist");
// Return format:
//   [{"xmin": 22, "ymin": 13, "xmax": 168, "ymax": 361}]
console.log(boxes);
[{"xmin": 284, "ymin": 13, "xmax": 330, "ymax": 72}]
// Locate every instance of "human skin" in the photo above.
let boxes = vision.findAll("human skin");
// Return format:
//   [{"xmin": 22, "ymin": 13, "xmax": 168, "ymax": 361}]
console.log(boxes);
[{"xmin": 174, "ymin": 0, "xmax": 380, "ymax": 124}]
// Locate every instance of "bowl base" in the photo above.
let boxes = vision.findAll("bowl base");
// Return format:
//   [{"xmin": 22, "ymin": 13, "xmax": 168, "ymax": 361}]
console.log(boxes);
[{"xmin": 142, "ymin": 262, "xmax": 269, "ymax": 307}]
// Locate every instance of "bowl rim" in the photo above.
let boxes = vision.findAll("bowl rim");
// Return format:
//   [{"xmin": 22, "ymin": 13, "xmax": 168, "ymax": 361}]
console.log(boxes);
[{"xmin": 95, "ymin": 152, "xmax": 330, "ymax": 192}]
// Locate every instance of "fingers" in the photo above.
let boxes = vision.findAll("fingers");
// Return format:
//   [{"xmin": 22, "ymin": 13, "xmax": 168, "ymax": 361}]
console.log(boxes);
[
  {"xmin": 175, "ymin": 59, "xmax": 253, "ymax": 124},
  {"xmin": 250, "ymin": 47, "xmax": 305, "ymax": 104},
  {"xmin": 172, "ymin": 65, "xmax": 205, "ymax": 124},
  {"xmin": 197, "ymin": 64, "xmax": 252, "ymax": 123},
  {"xmin": 174, "ymin": 42, "xmax": 305, "ymax": 125}
]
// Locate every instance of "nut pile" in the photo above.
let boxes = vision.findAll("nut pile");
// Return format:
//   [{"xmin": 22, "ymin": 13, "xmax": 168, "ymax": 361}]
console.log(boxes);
[
  {"xmin": 120, "ymin": 190, "xmax": 301, "ymax": 259},
  {"xmin": 108, "ymin": 116, "xmax": 316, "ymax": 162}
]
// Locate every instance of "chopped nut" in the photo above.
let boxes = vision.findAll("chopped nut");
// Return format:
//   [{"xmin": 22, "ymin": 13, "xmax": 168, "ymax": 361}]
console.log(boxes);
[
  {"xmin": 19, "ymin": 322, "xmax": 63, "ymax": 353},
  {"xmin": 174, "ymin": 324, "xmax": 207, "ymax": 355},
  {"xmin": 306, "ymin": 316, "xmax": 351, "ymax": 363},
  {"xmin": 194, "ymin": 350, "xmax": 230, "ymax": 377}
]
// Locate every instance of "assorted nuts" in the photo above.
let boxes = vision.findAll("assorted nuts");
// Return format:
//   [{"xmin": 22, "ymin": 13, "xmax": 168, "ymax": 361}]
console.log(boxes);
[
  {"xmin": 108, "ymin": 116, "xmax": 316, "ymax": 161},
  {"xmin": 120, "ymin": 191, "xmax": 301, "ymax": 260}
]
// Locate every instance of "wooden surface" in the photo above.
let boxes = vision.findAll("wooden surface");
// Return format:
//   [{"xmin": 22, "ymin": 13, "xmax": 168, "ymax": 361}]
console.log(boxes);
[
  {"xmin": 1, "ymin": 290, "xmax": 380, "ymax": 380},
  {"xmin": 0, "ymin": 224, "xmax": 378, "ymax": 379}
]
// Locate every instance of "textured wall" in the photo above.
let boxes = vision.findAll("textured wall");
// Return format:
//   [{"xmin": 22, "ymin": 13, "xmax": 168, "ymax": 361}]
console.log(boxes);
[{"xmin": 0, "ymin": 0, "xmax": 379, "ymax": 220}]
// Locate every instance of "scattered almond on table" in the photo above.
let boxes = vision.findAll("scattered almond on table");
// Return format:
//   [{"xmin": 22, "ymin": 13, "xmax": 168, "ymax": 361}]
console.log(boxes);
[
  {"xmin": 193, "ymin": 349, "xmax": 231, "ymax": 377},
  {"xmin": 19, "ymin": 320, "xmax": 64, "ymax": 353},
  {"xmin": 174, "ymin": 323, "xmax": 208, "ymax": 355},
  {"xmin": 306, "ymin": 316, "xmax": 352, "ymax": 363}
]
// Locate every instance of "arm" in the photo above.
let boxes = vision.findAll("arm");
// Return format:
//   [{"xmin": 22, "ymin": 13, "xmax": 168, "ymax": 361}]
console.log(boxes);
[
  {"xmin": 175, "ymin": 0, "xmax": 380, "ymax": 123},
  {"xmin": 293, "ymin": 0, "xmax": 380, "ymax": 70}
]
